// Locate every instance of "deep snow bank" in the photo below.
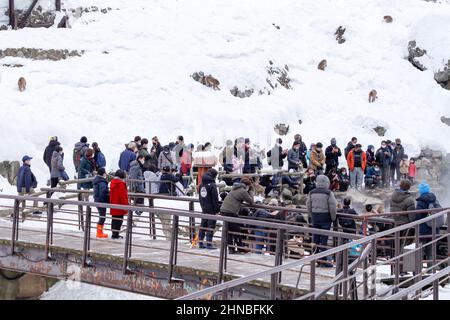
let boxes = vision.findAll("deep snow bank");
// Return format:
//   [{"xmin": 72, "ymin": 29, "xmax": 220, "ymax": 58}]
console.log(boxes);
[{"xmin": 0, "ymin": 0, "xmax": 449, "ymax": 184}]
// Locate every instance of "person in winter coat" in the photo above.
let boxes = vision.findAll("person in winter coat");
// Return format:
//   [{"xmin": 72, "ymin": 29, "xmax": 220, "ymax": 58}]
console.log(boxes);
[
  {"xmin": 364, "ymin": 164, "xmax": 381, "ymax": 189},
  {"xmin": 287, "ymin": 141, "xmax": 302, "ymax": 171},
  {"xmin": 303, "ymin": 167, "xmax": 317, "ymax": 194},
  {"xmin": 198, "ymin": 169, "xmax": 220, "ymax": 249},
  {"xmin": 17, "ymin": 156, "xmax": 40, "ymax": 215},
  {"xmin": 180, "ymin": 143, "xmax": 194, "ymax": 188},
  {"xmin": 347, "ymin": 144, "xmax": 366, "ymax": 189},
  {"xmin": 399, "ymin": 155, "xmax": 409, "ymax": 180},
  {"xmin": 78, "ymin": 148, "xmax": 96, "ymax": 191},
  {"xmin": 338, "ymin": 198, "xmax": 358, "ymax": 235},
  {"xmin": 306, "ymin": 175, "xmax": 337, "ymax": 265},
  {"xmin": 390, "ymin": 179, "xmax": 416, "ymax": 263},
  {"xmin": 310, "ymin": 143, "xmax": 326, "ymax": 174},
  {"xmin": 293, "ymin": 134, "xmax": 308, "ymax": 169},
  {"xmin": 375, "ymin": 141, "xmax": 392, "ymax": 188},
  {"xmin": 49, "ymin": 146, "xmax": 68, "ymax": 196},
  {"xmin": 390, "ymin": 138, "xmax": 405, "ymax": 185},
  {"xmin": 43, "ymin": 136, "xmax": 60, "ymax": 173},
  {"xmin": 92, "ymin": 142, "xmax": 106, "ymax": 170},
  {"xmin": 93, "ymin": 168, "xmax": 109, "ymax": 238},
  {"xmin": 159, "ymin": 166, "xmax": 180, "ymax": 195},
  {"xmin": 220, "ymin": 178, "xmax": 254, "ymax": 254},
  {"xmin": 173, "ymin": 135, "xmax": 185, "ymax": 171},
  {"xmin": 344, "ymin": 137, "xmax": 357, "ymax": 160},
  {"xmin": 408, "ymin": 158, "xmax": 417, "ymax": 184},
  {"xmin": 366, "ymin": 145, "xmax": 376, "ymax": 169},
  {"xmin": 150, "ymin": 136, "xmax": 163, "ymax": 169},
  {"xmin": 138, "ymin": 138, "xmax": 151, "ymax": 171},
  {"xmin": 109, "ymin": 170, "xmax": 129, "ymax": 239},
  {"xmin": 306, "ymin": 143, "xmax": 315, "ymax": 167},
  {"xmin": 118, "ymin": 142, "xmax": 137, "ymax": 173},
  {"xmin": 325, "ymin": 138, "xmax": 342, "ymax": 175},
  {"xmin": 73, "ymin": 136, "xmax": 89, "ymax": 174},
  {"xmin": 243, "ymin": 138, "xmax": 259, "ymax": 174},
  {"xmin": 415, "ymin": 183, "xmax": 441, "ymax": 264},
  {"xmin": 267, "ymin": 138, "xmax": 288, "ymax": 170},
  {"xmin": 327, "ymin": 168, "xmax": 340, "ymax": 191},
  {"xmin": 338, "ymin": 167, "xmax": 350, "ymax": 192},
  {"xmin": 158, "ymin": 145, "xmax": 176, "ymax": 171},
  {"xmin": 129, "ymin": 155, "xmax": 146, "ymax": 215},
  {"xmin": 220, "ymin": 140, "xmax": 235, "ymax": 186},
  {"xmin": 144, "ymin": 164, "xmax": 160, "ymax": 194}
]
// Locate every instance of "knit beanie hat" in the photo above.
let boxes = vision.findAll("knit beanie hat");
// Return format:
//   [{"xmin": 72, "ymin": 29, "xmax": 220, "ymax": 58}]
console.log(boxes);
[{"xmin": 418, "ymin": 182, "xmax": 430, "ymax": 195}]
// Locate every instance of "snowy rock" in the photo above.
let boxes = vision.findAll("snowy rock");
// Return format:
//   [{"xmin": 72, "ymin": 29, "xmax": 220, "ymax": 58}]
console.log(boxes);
[
  {"xmin": 274, "ymin": 124, "xmax": 290, "ymax": 136},
  {"xmin": 265, "ymin": 61, "xmax": 292, "ymax": 91},
  {"xmin": 441, "ymin": 116, "xmax": 450, "ymax": 126},
  {"xmin": 373, "ymin": 126, "xmax": 387, "ymax": 137},
  {"xmin": 407, "ymin": 40, "xmax": 428, "ymax": 71},
  {"xmin": 230, "ymin": 86, "xmax": 254, "ymax": 98},
  {"xmin": 0, "ymin": 161, "xmax": 20, "ymax": 185},
  {"xmin": 0, "ymin": 48, "xmax": 83, "ymax": 61},
  {"xmin": 434, "ymin": 60, "xmax": 450, "ymax": 89}
]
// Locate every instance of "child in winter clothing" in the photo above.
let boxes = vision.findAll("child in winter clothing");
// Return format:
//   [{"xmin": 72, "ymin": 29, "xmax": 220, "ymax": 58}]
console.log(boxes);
[
  {"xmin": 399, "ymin": 156, "xmax": 409, "ymax": 180},
  {"xmin": 93, "ymin": 168, "xmax": 109, "ymax": 238},
  {"xmin": 408, "ymin": 158, "xmax": 417, "ymax": 184}
]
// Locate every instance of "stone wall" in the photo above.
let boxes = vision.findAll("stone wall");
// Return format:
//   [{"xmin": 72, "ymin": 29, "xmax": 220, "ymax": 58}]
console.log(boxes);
[{"xmin": 0, "ymin": 269, "xmax": 57, "ymax": 300}]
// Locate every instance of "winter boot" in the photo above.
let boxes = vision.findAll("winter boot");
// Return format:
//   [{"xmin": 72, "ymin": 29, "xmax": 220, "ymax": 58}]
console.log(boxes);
[
  {"xmin": 96, "ymin": 224, "xmax": 108, "ymax": 238},
  {"xmin": 205, "ymin": 233, "xmax": 217, "ymax": 250}
]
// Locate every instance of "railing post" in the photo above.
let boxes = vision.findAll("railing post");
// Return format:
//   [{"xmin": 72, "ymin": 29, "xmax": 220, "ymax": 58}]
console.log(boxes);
[
  {"xmin": 334, "ymin": 236, "xmax": 342, "ymax": 299},
  {"xmin": 369, "ymin": 239, "xmax": 377, "ymax": 298},
  {"xmin": 45, "ymin": 203, "xmax": 54, "ymax": 259},
  {"xmin": 394, "ymin": 230, "xmax": 400, "ymax": 294},
  {"xmin": 77, "ymin": 193, "xmax": 84, "ymax": 231},
  {"xmin": 414, "ymin": 224, "xmax": 421, "ymax": 300},
  {"xmin": 167, "ymin": 214, "xmax": 179, "ymax": 281},
  {"xmin": 10, "ymin": 199, "xmax": 20, "ymax": 255},
  {"xmin": 310, "ymin": 259, "xmax": 316, "ymax": 300},
  {"xmin": 123, "ymin": 210, "xmax": 134, "ymax": 274},
  {"xmin": 55, "ymin": 0, "xmax": 61, "ymax": 11},
  {"xmin": 432, "ymin": 218, "xmax": 438, "ymax": 300},
  {"xmin": 270, "ymin": 229, "xmax": 283, "ymax": 299},
  {"xmin": 342, "ymin": 249, "xmax": 348, "ymax": 300},
  {"xmin": 189, "ymin": 201, "xmax": 195, "ymax": 242},
  {"xmin": 218, "ymin": 221, "xmax": 229, "ymax": 284},
  {"xmin": 363, "ymin": 256, "xmax": 368, "ymax": 299},
  {"xmin": 149, "ymin": 198, "xmax": 156, "ymax": 240},
  {"xmin": 82, "ymin": 205, "xmax": 92, "ymax": 267}
]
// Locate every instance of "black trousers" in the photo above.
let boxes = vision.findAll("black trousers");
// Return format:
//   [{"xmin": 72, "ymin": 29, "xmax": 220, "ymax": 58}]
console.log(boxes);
[
  {"xmin": 97, "ymin": 207, "xmax": 106, "ymax": 225},
  {"xmin": 221, "ymin": 212, "xmax": 243, "ymax": 250},
  {"xmin": 46, "ymin": 177, "xmax": 59, "ymax": 198},
  {"xmin": 111, "ymin": 215, "xmax": 124, "ymax": 238}
]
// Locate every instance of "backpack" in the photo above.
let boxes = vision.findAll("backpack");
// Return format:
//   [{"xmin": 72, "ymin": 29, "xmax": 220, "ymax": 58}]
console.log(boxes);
[
  {"xmin": 97, "ymin": 151, "xmax": 106, "ymax": 168},
  {"xmin": 426, "ymin": 201, "xmax": 445, "ymax": 228},
  {"xmin": 73, "ymin": 148, "xmax": 81, "ymax": 169}
]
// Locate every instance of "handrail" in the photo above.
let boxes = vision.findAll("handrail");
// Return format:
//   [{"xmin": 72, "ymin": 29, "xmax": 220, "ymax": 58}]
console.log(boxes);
[{"xmin": 176, "ymin": 208, "xmax": 450, "ymax": 300}]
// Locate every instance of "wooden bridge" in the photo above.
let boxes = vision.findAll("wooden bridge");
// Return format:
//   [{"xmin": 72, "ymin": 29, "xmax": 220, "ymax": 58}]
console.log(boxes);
[{"xmin": 0, "ymin": 186, "xmax": 449, "ymax": 300}]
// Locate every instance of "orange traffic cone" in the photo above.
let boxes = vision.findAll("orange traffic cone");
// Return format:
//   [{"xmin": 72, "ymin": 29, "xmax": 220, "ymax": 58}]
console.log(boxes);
[{"xmin": 96, "ymin": 224, "xmax": 108, "ymax": 238}]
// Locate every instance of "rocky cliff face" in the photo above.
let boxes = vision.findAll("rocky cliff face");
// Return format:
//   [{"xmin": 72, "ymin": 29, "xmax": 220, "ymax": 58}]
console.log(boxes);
[{"xmin": 0, "ymin": 161, "xmax": 20, "ymax": 185}]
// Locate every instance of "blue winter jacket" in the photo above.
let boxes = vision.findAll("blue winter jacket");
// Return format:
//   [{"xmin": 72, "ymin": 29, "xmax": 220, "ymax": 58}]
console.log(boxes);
[
  {"xmin": 415, "ymin": 192, "xmax": 439, "ymax": 237},
  {"xmin": 17, "ymin": 164, "xmax": 38, "ymax": 193},
  {"xmin": 118, "ymin": 148, "xmax": 136, "ymax": 172},
  {"xmin": 93, "ymin": 176, "xmax": 109, "ymax": 203}
]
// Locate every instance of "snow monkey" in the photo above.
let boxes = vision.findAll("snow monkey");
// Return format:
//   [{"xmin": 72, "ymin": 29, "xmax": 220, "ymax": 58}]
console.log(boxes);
[
  {"xmin": 368, "ymin": 89, "xmax": 378, "ymax": 103},
  {"xmin": 383, "ymin": 16, "xmax": 393, "ymax": 23},
  {"xmin": 317, "ymin": 59, "xmax": 327, "ymax": 71},
  {"xmin": 18, "ymin": 77, "xmax": 27, "ymax": 92},
  {"xmin": 203, "ymin": 75, "xmax": 220, "ymax": 90}
]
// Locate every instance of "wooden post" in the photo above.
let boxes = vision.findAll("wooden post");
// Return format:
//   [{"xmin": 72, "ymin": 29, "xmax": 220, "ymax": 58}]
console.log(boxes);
[
  {"xmin": 9, "ymin": 0, "xmax": 17, "ymax": 29},
  {"xmin": 18, "ymin": 0, "xmax": 38, "ymax": 29},
  {"xmin": 55, "ymin": 0, "xmax": 61, "ymax": 11}
]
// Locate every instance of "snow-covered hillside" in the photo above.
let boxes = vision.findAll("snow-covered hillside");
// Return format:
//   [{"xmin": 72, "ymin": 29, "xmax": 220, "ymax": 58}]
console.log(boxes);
[{"xmin": 0, "ymin": 0, "xmax": 449, "ymax": 184}]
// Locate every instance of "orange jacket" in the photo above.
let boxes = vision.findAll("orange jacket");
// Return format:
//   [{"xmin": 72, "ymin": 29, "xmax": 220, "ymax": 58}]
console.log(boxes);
[{"xmin": 347, "ymin": 150, "xmax": 367, "ymax": 171}]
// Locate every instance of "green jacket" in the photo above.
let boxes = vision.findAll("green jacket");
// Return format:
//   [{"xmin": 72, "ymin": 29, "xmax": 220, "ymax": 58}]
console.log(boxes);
[
  {"xmin": 220, "ymin": 183, "xmax": 254, "ymax": 216},
  {"xmin": 78, "ymin": 156, "xmax": 95, "ymax": 189},
  {"xmin": 390, "ymin": 189, "xmax": 416, "ymax": 225}
]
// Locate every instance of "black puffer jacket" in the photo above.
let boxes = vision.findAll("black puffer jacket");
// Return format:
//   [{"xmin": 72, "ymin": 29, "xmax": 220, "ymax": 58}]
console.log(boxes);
[
  {"xmin": 43, "ymin": 140, "xmax": 60, "ymax": 170},
  {"xmin": 199, "ymin": 173, "xmax": 220, "ymax": 214}
]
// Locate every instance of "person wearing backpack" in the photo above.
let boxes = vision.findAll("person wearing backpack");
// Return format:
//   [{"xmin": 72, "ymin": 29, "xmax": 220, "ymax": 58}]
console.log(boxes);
[
  {"xmin": 73, "ymin": 136, "xmax": 89, "ymax": 174},
  {"xmin": 118, "ymin": 142, "xmax": 137, "ymax": 173},
  {"xmin": 415, "ymin": 182, "xmax": 443, "ymax": 265},
  {"xmin": 158, "ymin": 145, "xmax": 176, "ymax": 171},
  {"xmin": 43, "ymin": 136, "xmax": 60, "ymax": 173}
]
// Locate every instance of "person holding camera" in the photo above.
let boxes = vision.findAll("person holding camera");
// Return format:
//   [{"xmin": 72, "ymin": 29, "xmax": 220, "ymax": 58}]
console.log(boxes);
[
  {"xmin": 325, "ymin": 138, "xmax": 342, "ymax": 175},
  {"xmin": 375, "ymin": 141, "xmax": 393, "ymax": 188},
  {"xmin": 310, "ymin": 142, "xmax": 326, "ymax": 175}
]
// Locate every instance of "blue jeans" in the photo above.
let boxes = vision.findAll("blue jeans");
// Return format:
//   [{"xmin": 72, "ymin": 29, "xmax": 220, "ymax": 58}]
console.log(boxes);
[
  {"xmin": 312, "ymin": 222, "xmax": 332, "ymax": 253},
  {"xmin": 254, "ymin": 230, "xmax": 268, "ymax": 254}
]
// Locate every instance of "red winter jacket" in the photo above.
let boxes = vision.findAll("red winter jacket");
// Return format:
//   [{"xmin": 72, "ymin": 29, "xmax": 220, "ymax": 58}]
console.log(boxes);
[{"xmin": 109, "ymin": 178, "xmax": 129, "ymax": 216}]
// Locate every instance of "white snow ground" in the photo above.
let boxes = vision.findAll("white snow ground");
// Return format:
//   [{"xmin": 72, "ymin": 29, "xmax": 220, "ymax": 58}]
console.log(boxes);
[{"xmin": 0, "ymin": 0, "xmax": 449, "ymax": 185}]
